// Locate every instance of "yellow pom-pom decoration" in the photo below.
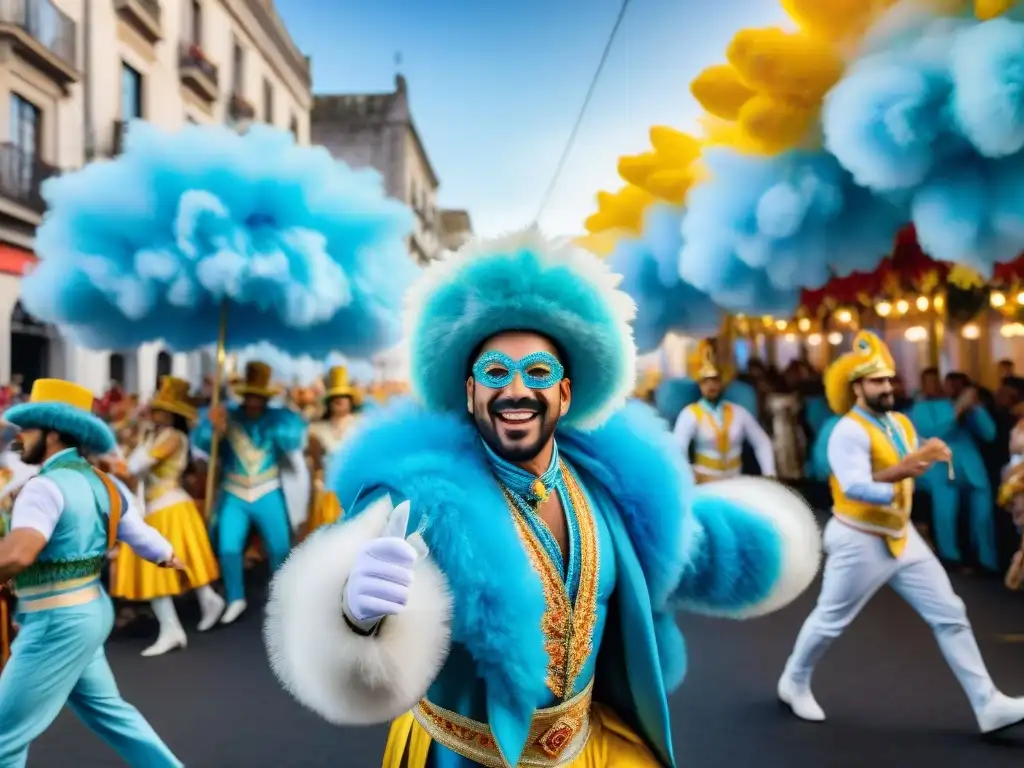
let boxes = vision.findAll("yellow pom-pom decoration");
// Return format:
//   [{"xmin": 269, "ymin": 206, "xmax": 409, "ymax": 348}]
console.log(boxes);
[
  {"xmin": 617, "ymin": 153, "xmax": 660, "ymax": 188},
  {"xmin": 781, "ymin": 0, "xmax": 898, "ymax": 41},
  {"xmin": 649, "ymin": 126, "xmax": 702, "ymax": 165},
  {"xmin": 736, "ymin": 95, "xmax": 817, "ymax": 154},
  {"xmin": 974, "ymin": 0, "xmax": 1016, "ymax": 20},
  {"xmin": 690, "ymin": 64, "xmax": 756, "ymax": 121},
  {"xmin": 643, "ymin": 169, "xmax": 693, "ymax": 204},
  {"xmin": 726, "ymin": 27, "xmax": 845, "ymax": 106}
]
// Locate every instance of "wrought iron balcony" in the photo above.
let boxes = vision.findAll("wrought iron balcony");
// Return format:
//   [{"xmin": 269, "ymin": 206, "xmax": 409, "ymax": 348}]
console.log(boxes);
[
  {"xmin": 0, "ymin": 142, "xmax": 58, "ymax": 214},
  {"xmin": 113, "ymin": 0, "xmax": 162, "ymax": 43},
  {"xmin": 0, "ymin": 0, "xmax": 80, "ymax": 89},
  {"xmin": 229, "ymin": 92, "xmax": 256, "ymax": 122},
  {"xmin": 179, "ymin": 41, "xmax": 219, "ymax": 103}
]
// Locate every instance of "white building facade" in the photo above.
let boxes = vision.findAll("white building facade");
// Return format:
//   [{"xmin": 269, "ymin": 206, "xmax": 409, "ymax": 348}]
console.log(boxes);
[{"xmin": 0, "ymin": 0, "xmax": 312, "ymax": 396}]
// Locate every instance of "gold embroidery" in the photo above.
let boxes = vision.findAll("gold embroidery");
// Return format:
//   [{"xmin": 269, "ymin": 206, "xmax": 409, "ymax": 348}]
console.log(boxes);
[
  {"xmin": 143, "ymin": 428, "xmax": 190, "ymax": 503},
  {"xmin": 226, "ymin": 425, "xmax": 271, "ymax": 477},
  {"xmin": 503, "ymin": 461, "xmax": 600, "ymax": 700},
  {"xmin": 412, "ymin": 679, "xmax": 593, "ymax": 767}
]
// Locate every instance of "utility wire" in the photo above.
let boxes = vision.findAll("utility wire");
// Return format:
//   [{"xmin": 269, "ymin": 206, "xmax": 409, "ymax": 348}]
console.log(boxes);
[{"xmin": 532, "ymin": 0, "xmax": 635, "ymax": 226}]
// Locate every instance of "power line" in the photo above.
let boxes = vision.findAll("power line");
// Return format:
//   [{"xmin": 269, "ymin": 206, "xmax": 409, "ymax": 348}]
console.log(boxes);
[{"xmin": 532, "ymin": 0, "xmax": 635, "ymax": 227}]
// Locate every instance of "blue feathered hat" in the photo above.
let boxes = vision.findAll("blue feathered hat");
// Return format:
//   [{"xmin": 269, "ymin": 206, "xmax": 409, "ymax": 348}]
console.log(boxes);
[
  {"xmin": 404, "ymin": 229, "xmax": 638, "ymax": 430},
  {"xmin": 4, "ymin": 379, "xmax": 116, "ymax": 455}
]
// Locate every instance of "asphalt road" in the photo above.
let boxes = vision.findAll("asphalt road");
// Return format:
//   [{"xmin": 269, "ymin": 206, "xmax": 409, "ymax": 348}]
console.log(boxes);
[{"xmin": 27, "ymin": 561, "xmax": 1024, "ymax": 767}]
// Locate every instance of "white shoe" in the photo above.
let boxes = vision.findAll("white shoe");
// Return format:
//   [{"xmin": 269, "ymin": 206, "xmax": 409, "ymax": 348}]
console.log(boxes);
[
  {"xmin": 220, "ymin": 599, "xmax": 247, "ymax": 625},
  {"xmin": 977, "ymin": 692, "xmax": 1024, "ymax": 734},
  {"xmin": 778, "ymin": 675, "xmax": 826, "ymax": 722},
  {"xmin": 141, "ymin": 632, "xmax": 187, "ymax": 658},
  {"xmin": 197, "ymin": 591, "xmax": 226, "ymax": 632}
]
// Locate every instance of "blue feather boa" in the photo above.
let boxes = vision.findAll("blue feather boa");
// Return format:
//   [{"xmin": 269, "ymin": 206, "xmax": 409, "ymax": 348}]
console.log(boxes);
[{"xmin": 327, "ymin": 398, "xmax": 693, "ymax": 714}]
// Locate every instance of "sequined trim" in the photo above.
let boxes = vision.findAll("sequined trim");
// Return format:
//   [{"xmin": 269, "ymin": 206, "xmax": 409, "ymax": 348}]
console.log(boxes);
[
  {"xmin": 412, "ymin": 679, "xmax": 593, "ymax": 767},
  {"xmin": 503, "ymin": 460, "xmax": 599, "ymax": 700},
  {"xmin": 226, "ymin": 426, "xmax": 272, "ymax": 477},
  {"xmin": 14, "ymin": 556, "xmax": 105, "ymax": 589}
]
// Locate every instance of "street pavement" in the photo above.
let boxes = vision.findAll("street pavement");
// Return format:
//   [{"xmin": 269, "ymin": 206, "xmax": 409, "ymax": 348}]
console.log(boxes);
[{"xmin": 30, "ymin": 559, "xmax": 1024, "ymax": 767}]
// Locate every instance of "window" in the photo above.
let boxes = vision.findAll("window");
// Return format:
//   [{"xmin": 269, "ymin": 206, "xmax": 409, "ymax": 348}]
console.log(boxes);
[
  {"xmin": 232, "ymin": 41, "xmax": 245, "ymax": 95},
  {"xmin": 289, "ymin": 114, "xmax": 298, "ymax": 140},
  {"xmin": 9, "ymin": 94, "xmax": 41, "ymax": 158},
  {"xmin": 190, "ymin": 0, "xmax": 203, "ymax": 45},
  {"xmin": 121, "ymin": 62, "xmax": 144, "ymax": 121},
  {"xmin": 156, "ymin": 351, "xmax": 173, "ymax": 387},
  {"xmin": 262, "ymin": 78, "xmax": 273, "ymax": 123}
]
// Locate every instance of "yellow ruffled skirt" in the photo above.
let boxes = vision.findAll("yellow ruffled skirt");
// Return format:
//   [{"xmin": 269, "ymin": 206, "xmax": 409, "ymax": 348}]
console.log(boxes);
[
  {"xmin": 305, "ymin": 490, "xmax": 343, "ymax": 535},
  {"xmin": 110, "ymin": 499, "xmax": 220, "ymax": 600},
  {"xmin": 382, "ymin": 704, "xmax": 659, "ymax": 768}
]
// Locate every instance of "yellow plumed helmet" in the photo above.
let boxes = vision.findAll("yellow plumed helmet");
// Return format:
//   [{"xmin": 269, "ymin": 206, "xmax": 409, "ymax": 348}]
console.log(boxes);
[
  {"xmin": 687, "ymin": 339, "xmax": 722, "ymax": 381},
  {"xmin": 824, "ymin": 330, "xmax": 896, "ymax": 414}
]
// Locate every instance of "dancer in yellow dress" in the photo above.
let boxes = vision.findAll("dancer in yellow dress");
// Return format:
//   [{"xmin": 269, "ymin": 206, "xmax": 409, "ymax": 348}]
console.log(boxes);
[
  {"xmin": 110, "ymin": 377, "xmax": 225, "ymax": 656},
  {"xmin": 305, "ymin": 366, "xmax": 363, "ymax": 534}
]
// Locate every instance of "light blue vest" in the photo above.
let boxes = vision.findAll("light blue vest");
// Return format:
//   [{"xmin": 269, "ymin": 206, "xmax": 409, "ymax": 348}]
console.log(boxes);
[{"xmin": 13, "ymin": 449, "xmax": 110, "ymax": 592}]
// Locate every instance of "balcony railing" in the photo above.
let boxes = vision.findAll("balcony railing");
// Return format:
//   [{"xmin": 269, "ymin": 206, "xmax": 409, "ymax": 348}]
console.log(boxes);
[
  {"xmin": 229, "ymin": 92, "xmax": 256, "ymax": 121},
  {"xmin": 178, "ymin": 41, "xmax": 219, "ymax": 101},
  {"xmin": 0, "ymin": 0, "xmax": 78, "ymax": 71},
  {"xmin": 0, "ymin": 143, "xmax": 59, "ymax": 213},
  {"xmin": 113, "ymin": 0, "xmax": 162, "ymax": 42}
]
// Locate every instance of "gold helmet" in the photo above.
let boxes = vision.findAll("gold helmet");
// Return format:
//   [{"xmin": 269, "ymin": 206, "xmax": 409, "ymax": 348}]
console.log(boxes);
[
  {"xmin": 687, "ymin": 339, "xmax": 721, "ymax": 380},
  {"xmin": 824, "ymin": 330, "xmax": 896, "ymax": 414}
]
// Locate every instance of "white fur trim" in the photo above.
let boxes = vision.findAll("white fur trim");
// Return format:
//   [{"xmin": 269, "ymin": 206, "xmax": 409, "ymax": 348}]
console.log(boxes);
[
  {"xmin": 696, "ymin": 477, "xmax": 821, "ymax": 619},
  {"xmin": 263, "ymin": 495, "xmax": 453, "ymax": 725},
  {"xmin": 402, "ymin": 227, "xmax": 638, "ymax": 429}
]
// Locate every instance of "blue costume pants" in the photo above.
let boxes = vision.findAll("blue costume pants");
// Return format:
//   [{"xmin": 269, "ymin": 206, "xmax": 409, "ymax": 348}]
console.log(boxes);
[
  {"xmin": 217, "ymin": 490, "xmax": 291, "ymax": 603},
  {"xmin": 920, "ymin": 466, "xmax": 998, "ymax": 572},
  {"xmin": 0, "ymin": 593, "xmax": 181, "ymax": 767}
]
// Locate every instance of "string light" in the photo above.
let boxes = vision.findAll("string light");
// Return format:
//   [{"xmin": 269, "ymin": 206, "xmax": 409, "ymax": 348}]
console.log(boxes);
[
  {"xmin": 915, "ymin": 295, "xmax": 929, "ymax": 311},
  {"xmin": 895, "ymin": 299, "xmax": 909, "ymax": 314},
  {"xmin": 827, "ymin": 331, "xmax": 843, "ymax": 346},
  {"xmin": 807, "ymin": 333, "xmax": 822, "ymax": 346},
  {"xmin": 797, "ymin": 317, "xmax": 811, "ymax": 332},
  {"xmin": 875, "ymin": 301, "xmax": 892, "ymax": 317},
  {"xmin": 904, "ymin": 325, "xmax": 928, "ymax": 342},
  {"xmin": 774, "ymin": 319, "xmax": 787, "ymax": 331},
  {"xmin": 933, "ymin": 294, "xmax": 945, "ymax": 311},
  {"xmin": 784, "ymin": 332, "xmax": 796, "ymax": 342},
  {"xmin": 835, "ymin": 309, "xmax": 852, "ymax": 324},
  {"xmin": 991, "ymin": 291, "xmax": 1007, "ymax": 308},
  {"xmin": 960, "ymin": 323, "xmax": 980, "ymax": 340}
]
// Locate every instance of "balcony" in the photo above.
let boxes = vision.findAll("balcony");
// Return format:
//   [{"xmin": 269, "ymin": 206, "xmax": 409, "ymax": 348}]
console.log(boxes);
[
  {"xmin": 178, "ymin": 42, "xmax": 219, "ymax": 104},
  {"xmin": 0, "ymin": 0, "xmax": 80, "ymax": 91},
  {"xmin": 228, "ymin": 93, "xmax": 255, "ymax": 122},
  {"xmin": 114, "ymin": 0, "xmax": 161, "ymax": 43},
  {"xmin": 0, "ymin": 143, "xmax": 58, "ymax": 217}
]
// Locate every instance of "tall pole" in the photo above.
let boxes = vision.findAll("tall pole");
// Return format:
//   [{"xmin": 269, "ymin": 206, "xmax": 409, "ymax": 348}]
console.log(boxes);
[{"xmin": 202, "ymin": 301, "xmax": 229, "ymax": 518}]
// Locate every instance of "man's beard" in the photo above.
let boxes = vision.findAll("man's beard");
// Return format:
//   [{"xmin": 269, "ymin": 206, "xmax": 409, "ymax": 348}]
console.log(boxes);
[
  {"xmin": 474, "ymin": 391, "xmax": 559, "ymax": 463},
  {"xmin": 18, "ymin": 439, "xmax": 46, "ymax": 465},
  {"xmin": 865, "ymin": 392, "xmax": 895, "ymax": 413}
]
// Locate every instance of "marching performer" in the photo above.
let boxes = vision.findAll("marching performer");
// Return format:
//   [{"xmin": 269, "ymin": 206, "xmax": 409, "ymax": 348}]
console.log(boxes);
[
  {"xmin": 193, "ymin": 361, "xmax": 308, "ymax": 626},
  {"xmin": 0, "ymin": 379, "xmax": 183, "ymax": 766},
  {"xmin": 264, "ymin": 230, "xmax": 821, "ymax": 767},
  {"xmin": 109, "ymin": 376, "xmax": 225, "ymax": 656},
  {"xmin": 305, "ymin": 366, "xmax": 363, "ymax": 534},
  {"xmin": 672, "ymin": 340, "xmax": 776, "ymax": 483},
  {"xmin": 777, "ymin": 331, "xmax": 1024, "ymax": 734}
]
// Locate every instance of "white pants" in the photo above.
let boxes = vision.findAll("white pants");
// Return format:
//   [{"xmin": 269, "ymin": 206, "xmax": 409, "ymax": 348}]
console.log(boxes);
[{"xmin": 783, "ymin": 518, "xmax": 996, "ymax": 711}]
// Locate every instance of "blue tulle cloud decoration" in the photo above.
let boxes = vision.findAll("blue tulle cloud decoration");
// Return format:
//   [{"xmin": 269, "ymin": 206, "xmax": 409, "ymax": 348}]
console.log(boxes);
[
  {"xmin": 234, "ymin": 342, "xmax": 376, "ymax": 385},
  {"xmin": 609, "ymin": 204, "xmax": 722, "ymax": 354},
  {"xmin": 22, "ymin": 121, "xmax": 417, "ymax": 357},
  {"xmin": 677, "ymin": 147, "xmax": 902, "ymax": 311},
  {"xmin": 822, "ymin": 14, "xmax": 1024, "ymax": 275}
]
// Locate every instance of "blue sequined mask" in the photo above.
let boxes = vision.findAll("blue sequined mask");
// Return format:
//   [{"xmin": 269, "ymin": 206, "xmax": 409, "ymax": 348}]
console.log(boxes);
[{"xmin": 472, "ymin": 351, "xmax": 565, "ymax": 390}]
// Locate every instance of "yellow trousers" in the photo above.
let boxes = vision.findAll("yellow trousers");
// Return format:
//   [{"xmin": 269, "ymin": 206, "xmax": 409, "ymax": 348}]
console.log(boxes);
[{"xmin": 382, "ymin": 703, "xmax": 660, "ymax": 767}]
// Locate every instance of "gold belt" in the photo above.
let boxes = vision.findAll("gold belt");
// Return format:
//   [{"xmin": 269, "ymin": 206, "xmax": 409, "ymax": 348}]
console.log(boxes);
[
  {"xmin": 18, "ymin": 584, "xmax": 102, "ymax": 613},
  {"xmin": 411, "ymin": 679, "xmax": 593, "ymax": 768}
]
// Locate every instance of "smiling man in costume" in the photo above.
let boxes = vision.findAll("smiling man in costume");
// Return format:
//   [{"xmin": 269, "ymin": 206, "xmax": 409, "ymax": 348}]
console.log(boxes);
[
  {"xmin": 265, "ymin": 231, "xmax": 822, "ymax": 767},
  {"xmin": 193, "ymin": 361, "xmax": 308, "ymax": 626},
  {"xmin": 0, "ymin": 379, "xmax": 183, "ymax": 766},
  {"xmin": 777, "ymin": 331, "xmax": 1024, "ymax": 734},
  {"xmin": 672, "ymin": 340, "xmax": 775, "ymax": 483}
]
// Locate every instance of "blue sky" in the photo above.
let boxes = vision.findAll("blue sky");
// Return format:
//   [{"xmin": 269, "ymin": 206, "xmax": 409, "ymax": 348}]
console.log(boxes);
[{"xmin": 278, "ymin": 0, "xmax": 787, "ymax": 237}]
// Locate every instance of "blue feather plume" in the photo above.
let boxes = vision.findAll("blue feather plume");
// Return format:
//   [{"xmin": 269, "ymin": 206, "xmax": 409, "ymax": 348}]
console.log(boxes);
[
  {"xmin": 609, "ymin": 204, "xmax": 722, "ymax": 354},
  {"xmin": 21, "ymin": 121, "xmax": 417, "ymax": 357},
  {"xmin": 822, "ymin": 14, "xmax": 1024, "ymax": 275},
  {"xmin": 677, "ymin": 148, "xmax": 903, "ymax": 311}
]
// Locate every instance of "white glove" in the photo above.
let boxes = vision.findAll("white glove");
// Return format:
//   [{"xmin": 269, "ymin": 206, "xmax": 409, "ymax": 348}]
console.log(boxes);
[{"xmin": 342, "ymin": 500, "xmax": 425, "ymax": 630}]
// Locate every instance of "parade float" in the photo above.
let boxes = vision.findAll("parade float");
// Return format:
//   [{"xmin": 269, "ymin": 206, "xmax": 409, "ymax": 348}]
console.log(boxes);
[{"xmin": 582, "ymin": 0, "xmax": 1024, "ymax": 417}]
